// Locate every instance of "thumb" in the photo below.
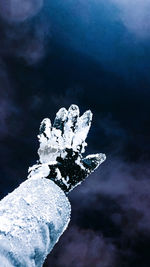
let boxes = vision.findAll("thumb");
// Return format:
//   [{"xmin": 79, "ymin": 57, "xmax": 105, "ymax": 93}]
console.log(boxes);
[
  {"xmin": 38, "ymin": 118, "xmax": 51, "ymax": 141},
  {"xmin": 82, "ymin": 153, "xmax": 106, "ymax": 173}
]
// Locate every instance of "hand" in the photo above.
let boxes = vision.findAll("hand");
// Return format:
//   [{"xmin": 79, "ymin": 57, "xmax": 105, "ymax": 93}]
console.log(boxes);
[{"xmin": 28, "ymin": 105, "xmax": 106, "ymax": 193}]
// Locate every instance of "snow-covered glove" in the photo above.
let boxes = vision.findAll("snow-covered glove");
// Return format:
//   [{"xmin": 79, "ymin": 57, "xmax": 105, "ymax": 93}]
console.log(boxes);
[{"xmin": 28, "ymin": 105, "xmax": 106, "ymax": 193}]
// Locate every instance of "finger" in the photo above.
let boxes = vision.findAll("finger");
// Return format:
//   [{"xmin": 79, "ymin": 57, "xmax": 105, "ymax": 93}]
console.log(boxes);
[
  {"xmin": 68, "ymin": 104, "xmax": 80, "ymax": 128},
  {"xmin": 51, "ymin": 108, "xmax": 68, "ymax": 150},
  {"xmin": 38, "ymin": 118, "xmax": 51, "ymax": 142},
  {"xmin": 72, "ymin": 110, "xmax": 92, "ymax": 152},
  {"xmin": 63, "ymin": 104, "xmax": 80, "ymax": 147},
  {"xmin": 53, "ymin": 107, "xmax": 68, "ymax": 132},
  {"xmin": 82, "ymin": 153, "xmax": 106, "ymax": 173}
]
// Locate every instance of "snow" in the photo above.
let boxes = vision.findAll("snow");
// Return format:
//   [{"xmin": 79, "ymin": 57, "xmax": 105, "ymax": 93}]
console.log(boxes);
[
  {"xmin": 28, "ymin": 104, "xmax": 106, "ymax": 193},
  {"xmin": 37, "ymin": 105, "xmax": 93, "ymax": 164},
  {"xmin": 0, "ymin": 176, "xmax": 71, "ymax": 266}
]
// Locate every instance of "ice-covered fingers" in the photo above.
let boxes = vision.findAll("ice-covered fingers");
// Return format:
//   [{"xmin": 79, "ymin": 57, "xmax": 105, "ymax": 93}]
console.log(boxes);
[
  {"xmin": 38, "ymin": 118, "xmax": 51, "ymax": 143},
  {"xmin": 82, "ymin": 153, "xmax": 106, "ymax": 173},
  {"xmin": 63, "ymin": 104, "xmax": 80, "ymax": 147},
  {"xmin": 72, "ymin": 110, "xmax": 93, "ymax": 152},
  {"xmin": 38, "ymin": 105, "xmax": 92, "ymax": 153},
  {"xmin": 50, "ymin": 107, "xmax": 68, "ymax": 148},
  {"xmin": 53, "ymin": 107, "xmax": 68, "ymax": 132}
]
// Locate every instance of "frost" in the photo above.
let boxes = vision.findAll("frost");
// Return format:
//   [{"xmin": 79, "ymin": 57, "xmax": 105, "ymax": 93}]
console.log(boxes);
[
  {"xmin": 0, "ymin": 177, "xmax": 71, "ymax": 266},
  {"xmin": 28, "ymin": 105, "xmax": 106, "ymax": 193},
  {"xmin": 37, "ymin": 105, "xmax": 93, "ymax": 164},
  {"xmin": 28, "ymin": 163, "xmax": 50, "ymax": 179}
]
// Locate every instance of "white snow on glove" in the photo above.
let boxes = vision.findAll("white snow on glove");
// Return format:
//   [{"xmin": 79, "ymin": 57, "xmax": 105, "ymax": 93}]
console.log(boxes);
[{"xmin": 28, "ymin": 105, "xmax": 106, "ymax": 193}]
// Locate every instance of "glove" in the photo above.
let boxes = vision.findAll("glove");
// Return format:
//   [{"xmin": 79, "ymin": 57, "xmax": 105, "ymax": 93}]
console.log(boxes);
[{"xmin": 28, "ymin": 104, "xmax": 106, "ymax": 193}]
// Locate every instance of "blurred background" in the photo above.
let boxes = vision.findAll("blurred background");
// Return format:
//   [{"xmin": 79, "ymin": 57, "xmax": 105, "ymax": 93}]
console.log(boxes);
[{"xmin": 0, "ymin": 0, "xmax": 150, "ymax": 266}]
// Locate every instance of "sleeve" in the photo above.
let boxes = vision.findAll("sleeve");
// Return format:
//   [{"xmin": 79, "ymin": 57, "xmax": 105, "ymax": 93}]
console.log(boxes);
[{"xmin": 0, "ymin": 176, "xmax": 71, "ymax": 267}]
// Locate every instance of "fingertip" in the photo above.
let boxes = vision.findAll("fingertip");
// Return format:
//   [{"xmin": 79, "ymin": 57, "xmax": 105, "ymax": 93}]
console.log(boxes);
[
  {"xmin": 82, "ymin": 153, "xmax": 106, "ymax": 172},
  {"xmin": 96, "ymin": 153, "xmax": 106, "ymax": 164},
  {"xmin": 81, "ymin": 110, "xmax": 93, "ymax": 125},
  {"xmin": 68, "ymin": 104, "xmax": 80, "ymax": 117},
  {"xmin": 53, "ymin": 107, "xmax": 68, "ymax": 130},
  {"xmin": 39, "ymin": 118, "xmax": 51, "ymax": 133},
  {"xmin": 56, "ymin": 107, "xmax": 68, "ymax": 121},
  {"xmin": 85, "ymin": 109, "xmax": 93, "ymax": 118},
  {"xmin": 69, "ymin": 104, "xmax": 79, "ymax": 111},
  {"xmin": 40, "ymin": 118, "xmax": 51, "ymax": 125}
]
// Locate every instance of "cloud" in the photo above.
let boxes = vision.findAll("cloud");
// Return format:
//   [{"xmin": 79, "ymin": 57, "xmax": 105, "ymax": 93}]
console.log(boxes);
[
  {"xmin": 0, "ymin": 0, "xmax": 150, "ymax": 69},
  {"xmin": 70, "ymin": 157, "xmax": 150, "ymax": 234},
  {"xmin": 0, "ymin": 1, "xmax": 51, "ymax": 64},
  {"xmin": 46, "ymin": 226, "xmax": 117, "ymax": 267},
  {"xmin": 0, "ymin": 0, "xmax": 43, "ymax": 22},
  {"xmin": 45, "ymin": 0, "xmax": 150, "ymax": 81},
  {"xmin": 61, "ymin": 0, "xmax": 150, "ymax": 40},
  {"xmin": 0, "ymin": 60, "xmax": 20, "ymax": 137},
  {"xmin": 111, "ymin": 0, "xmax": 150, "ymax": 38}
]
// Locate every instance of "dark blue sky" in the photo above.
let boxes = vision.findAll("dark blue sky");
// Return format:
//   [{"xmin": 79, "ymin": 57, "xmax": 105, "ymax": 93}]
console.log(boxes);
[{"xmin": 0, "ymin": 1, "xmax": 150, "ymax": 266}]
